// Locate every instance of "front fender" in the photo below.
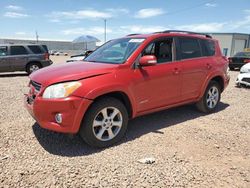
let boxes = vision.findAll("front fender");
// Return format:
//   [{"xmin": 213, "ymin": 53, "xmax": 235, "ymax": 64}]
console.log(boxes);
[{"xmin": 73, "ymin": 74, "xmax": 137, "ymax": 118}]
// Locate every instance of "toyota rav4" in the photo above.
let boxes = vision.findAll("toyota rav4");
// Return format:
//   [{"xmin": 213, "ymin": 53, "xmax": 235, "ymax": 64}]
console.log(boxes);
[{"xmin": 25, "ymin": 30, "xmax": 230, "ymax": 148}]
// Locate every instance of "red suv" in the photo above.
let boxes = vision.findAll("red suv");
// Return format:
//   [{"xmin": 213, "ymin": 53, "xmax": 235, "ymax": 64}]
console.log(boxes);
[{"xmin": 25, "ymin": 30, "xmax": 230, "ymax": 147}]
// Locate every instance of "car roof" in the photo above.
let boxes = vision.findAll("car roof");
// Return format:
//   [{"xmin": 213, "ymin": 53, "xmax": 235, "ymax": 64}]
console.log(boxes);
[
  {"xmin": 0, "ymin": 44, "xmax": 47, "ymax": 46},
  {"xmin": 125, "ymin": 30, "xmax": 215, "ymax": 41}
]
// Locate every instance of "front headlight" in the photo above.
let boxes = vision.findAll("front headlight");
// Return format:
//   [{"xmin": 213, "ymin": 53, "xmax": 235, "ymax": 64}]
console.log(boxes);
[{"xmin": 42, "ymin": 81, "xmax": 81, "ymax": 99}]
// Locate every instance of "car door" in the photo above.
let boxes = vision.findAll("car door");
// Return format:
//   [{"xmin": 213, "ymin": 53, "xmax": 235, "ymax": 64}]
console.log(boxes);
[
  {"xmin": 0, "ymin": 46, "xmax": 10, "ymax": 72},
  {"xmin": 9, "ymin": 46, "xmax": 28, "ymax": 71},
  {"xmin": 176, "ymin": 37, "xmax": 209, "ymax": 100},
  {"xmin": 131, "ymin": 37, "xmax": 182, "ymax": 113}
]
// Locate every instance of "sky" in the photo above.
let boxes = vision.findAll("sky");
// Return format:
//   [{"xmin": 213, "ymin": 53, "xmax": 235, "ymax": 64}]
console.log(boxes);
[{"xmin": 0, "ymin": 0, "xmax": 250, "ymax": 42}]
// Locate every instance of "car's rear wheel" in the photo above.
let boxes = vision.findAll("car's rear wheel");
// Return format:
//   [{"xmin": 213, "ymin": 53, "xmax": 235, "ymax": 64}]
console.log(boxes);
[
  {"xmin": 79, "ymin": 97, "xmax": 128, "ymax": 148},
  {"xmin": 196, "ymin": 81, "xmax": 221, "ymax": 113},
  {"xmin": 27, "ymin": 62, "xmax": 41, "ymax": 74}
]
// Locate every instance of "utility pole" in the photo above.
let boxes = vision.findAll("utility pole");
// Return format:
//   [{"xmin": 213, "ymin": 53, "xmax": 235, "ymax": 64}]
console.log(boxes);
[
  {"xmin": 104, "ymin": 19, "xmax": 107, "ymax": 43},
  {"xmin": 35, "ymin": 30, "xmax": 39, "ymax": 43}
]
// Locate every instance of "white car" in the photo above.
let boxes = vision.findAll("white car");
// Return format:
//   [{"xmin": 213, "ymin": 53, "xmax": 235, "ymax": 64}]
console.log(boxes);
[
  {"xmin": 66, "ymin": 55, "xmax": 85, "ymax": 63},
  {"xmin": 55, "ymin": 52, "xmax": 68, "ymax": 56},
  {"xmin": 236, "ymin": 63, "xmax": 250, "ymax": 87}
]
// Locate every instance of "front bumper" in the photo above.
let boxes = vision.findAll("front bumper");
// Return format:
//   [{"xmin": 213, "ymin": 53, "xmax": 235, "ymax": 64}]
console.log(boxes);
[
  {"xmin": 236, "ymin": 73, "xmax": 250, "ymax": 87},
  {"xmin": 24, "ymin": 94, "xmax": 92, "ymax": 133}
]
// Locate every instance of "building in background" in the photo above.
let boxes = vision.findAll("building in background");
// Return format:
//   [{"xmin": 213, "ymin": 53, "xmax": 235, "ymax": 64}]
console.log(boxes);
[
  {"xmin": 208, "ymin": 33, "xmax": 250, "ymax": 57},
  {"xmin": 0, "ymin": 38, "xmax": 97, "ymax": 55}
]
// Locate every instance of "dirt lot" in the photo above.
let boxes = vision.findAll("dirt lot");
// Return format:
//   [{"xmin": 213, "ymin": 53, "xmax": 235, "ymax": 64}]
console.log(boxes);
[{"xmin": 0, "ymin": 59, "xmax": 249, "ymax": 187}]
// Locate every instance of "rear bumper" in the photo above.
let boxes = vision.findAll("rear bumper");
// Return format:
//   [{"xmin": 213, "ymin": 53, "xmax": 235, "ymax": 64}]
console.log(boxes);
[
  {"xmin": 229, "ymin": 63, "xmax": 244, "ymax": 68},
  {"xmin": 41, "ymin": 60, "xmax": 53, "ymax": 67},
  {"xmin": 24, "ymin": 95, "xmax": 92, "ymax": 133}
]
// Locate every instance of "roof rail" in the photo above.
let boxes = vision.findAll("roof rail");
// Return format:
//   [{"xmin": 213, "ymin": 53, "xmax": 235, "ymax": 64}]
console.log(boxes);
[
  {"xmin": 126, "ymin": 33, "xmax": 141, "ymax": 36},
  {"xmin": 157, "ymin": 30, "xmax": 212, "ymax": 38}
]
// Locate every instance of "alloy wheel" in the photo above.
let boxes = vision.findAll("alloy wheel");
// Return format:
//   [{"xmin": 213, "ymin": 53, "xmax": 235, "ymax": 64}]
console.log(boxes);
[{"xmin": 92, "ymin": 107, "xmax": 123, "ymax": 141}]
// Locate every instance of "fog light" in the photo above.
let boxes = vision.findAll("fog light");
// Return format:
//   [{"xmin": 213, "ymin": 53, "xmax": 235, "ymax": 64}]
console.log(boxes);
[{"xmin": 55, "ymin": 113, "xmax": 62, "ymax": 124}]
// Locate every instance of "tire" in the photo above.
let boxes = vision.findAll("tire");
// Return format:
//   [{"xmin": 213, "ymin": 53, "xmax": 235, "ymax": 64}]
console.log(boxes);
[
  {"xmin": 79, "ymin": 97, "xmax": 128, "ymax": 148},
  {"xmin": 196, "ymin": 81, "xmax": 221, "ymax": 113},
  {"xmin": 26, "ymin": 62, "xmax": 41, "ymax": 74}
]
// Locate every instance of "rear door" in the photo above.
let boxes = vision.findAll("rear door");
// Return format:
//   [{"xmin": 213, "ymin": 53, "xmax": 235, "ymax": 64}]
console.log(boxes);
[
  {"xmin": 9, "ymin": 46, "xmax": 29, "ymax": 71},
  {"xmin": 176, "ymin": 37, "xmax": 211, "ymax": 100},
  {"xmin": 0, "ymin": 46, "xmax": 10, "ymax": 72}
]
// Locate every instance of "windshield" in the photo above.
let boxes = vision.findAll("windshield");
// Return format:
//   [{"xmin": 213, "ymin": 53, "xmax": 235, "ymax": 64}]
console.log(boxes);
[
  {"xmin": 234, "ymin": 52, "xmax": 250, "ymax": 57},
  {"xmin": 84, "ymin": 38, "xmax": 145, "ymax": 64}
]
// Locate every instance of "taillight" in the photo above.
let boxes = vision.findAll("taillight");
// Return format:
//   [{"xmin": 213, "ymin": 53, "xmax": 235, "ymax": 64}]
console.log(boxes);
[
  {"xmin": 44, "ymin": 52, "xmax": 49, "ymax": 60},
  {"xmin": 243, "ymin": 59, "xmax": 250, "ymax": 63}
]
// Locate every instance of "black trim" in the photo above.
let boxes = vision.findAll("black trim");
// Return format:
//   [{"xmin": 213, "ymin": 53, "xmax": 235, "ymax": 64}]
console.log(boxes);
[{"xmin": 156, "ymin": 30, "xmax": 212, "ymax": 38}]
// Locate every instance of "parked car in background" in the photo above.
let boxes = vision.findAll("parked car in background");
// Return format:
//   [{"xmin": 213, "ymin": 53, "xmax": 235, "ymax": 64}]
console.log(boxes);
[
  {"xmin": 66, "ymin": 50, "xmax": 93, "ymax": 63},
  {"xmin": 55, "ymin": 51, "xmax": 68, "ymax": 56},
  {"xmin": 236, "ymin": 63, "xmax": 250, "ymax": 87},
  {"xmin": 228, "ymin": 52, "xmax": 250, "ymax": 70},
  {"xmin": 25, "ymin": 30, "xmax": 230, "ymax": 148},
  {"xmin": 0, "ymin": 44, "xmax": 53, "ymax": 74},
  {"xmin": 49, "ymin": 50, "xmax": 57, "ymax": 55}
]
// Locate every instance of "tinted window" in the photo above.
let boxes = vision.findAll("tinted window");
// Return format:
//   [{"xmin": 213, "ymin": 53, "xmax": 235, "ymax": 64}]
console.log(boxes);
[
  {"xmin": 142, "ymin": 38, "xmax": 173, "ymax": 63},
  {"xmin": 10, "ymin": 46, "xmax": 28, "ymax": 55},
  {"xmin": 42, "ymin": 45, "xmax": 48, "ymax": 52},
  {"xmin": 179, "ymin": 38, "xmax": 202, "ymax": 60},
  {"xmin": 234, "ymin": 52, "xmax": 250, "ymax": 57},
  {"xmin": 28, "ymin": 45, "xmax": 43, "ymax": 54},
  {"xmin": 201, "ymin": 40, "xmax": 215, "ymax": 56},
  {"xmin": 0, "ymin": 46, "xmax": 7, "ymax": 56}
]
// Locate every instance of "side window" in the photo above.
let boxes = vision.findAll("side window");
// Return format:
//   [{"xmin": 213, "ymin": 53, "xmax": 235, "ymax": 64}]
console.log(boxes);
[
  {"xmin": 10, "ymin": 46, "xmax": 28, "ymax": 55},
  {"xmin": 28, "ymin": 45, "xmax": 43, "ymax": 54},
  {"xmin": 142, "ymin": 38, "xmax": 173, "ymax": 63},
  {"xmin": 179, "ymin": 38, "xmax": 202, "ymax": 60},
  {"xmin": 0, "ymin": 46, "xmax": 8, "ymax": 56},
  {"xmin": 201, "ymin": 40, "xmax": 215, "ymax": 56}
]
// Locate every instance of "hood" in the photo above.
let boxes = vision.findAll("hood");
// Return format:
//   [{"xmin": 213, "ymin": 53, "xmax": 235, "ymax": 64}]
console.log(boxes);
[
  {"xmin": 240, "ymin": 63, "xmax": 250, "ymax": 73},
  {"xmin": 30, "ymin": 61, "xmax": 117, "ymax": 86}
]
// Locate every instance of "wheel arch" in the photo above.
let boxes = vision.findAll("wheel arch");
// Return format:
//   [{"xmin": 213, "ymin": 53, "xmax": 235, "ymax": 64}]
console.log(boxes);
[
  {"xmin": 199, "ymin": 74, "xmax": 225, "ymax": 100},
  {"xmin": 92, "ymin": 91, "xmax": 133, "ymax": 119}
]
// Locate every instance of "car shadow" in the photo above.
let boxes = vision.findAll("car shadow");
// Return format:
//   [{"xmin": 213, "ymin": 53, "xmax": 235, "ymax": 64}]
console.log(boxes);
[
  {"xmin": 32, "ymin": 102, "xmax": 229, "ymax": 157},
  {"xmin": 0, "ymin": 73, "xmax": 28, "ymax": 77}
]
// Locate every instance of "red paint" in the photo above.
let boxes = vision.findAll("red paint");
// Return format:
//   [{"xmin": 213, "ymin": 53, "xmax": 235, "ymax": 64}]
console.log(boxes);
[{"xmin": 25, "ymin": 32, "xmax": 230, "ymax": 133}]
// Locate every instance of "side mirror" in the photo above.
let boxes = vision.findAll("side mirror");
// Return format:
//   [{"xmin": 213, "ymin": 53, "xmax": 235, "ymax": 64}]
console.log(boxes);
[{"xmin": 139, "ymin": 55, "xmax": 157, "ymax": 66}]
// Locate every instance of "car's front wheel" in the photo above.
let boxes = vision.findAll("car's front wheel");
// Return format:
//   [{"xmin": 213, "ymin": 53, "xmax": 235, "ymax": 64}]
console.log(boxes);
[
  {"xmin": 196, "ymin": 81, "xmax": 221, "ymax": 113},
  {"xmin": 79, "ymin": 97, "xmax": 128, "ymax": 148}
]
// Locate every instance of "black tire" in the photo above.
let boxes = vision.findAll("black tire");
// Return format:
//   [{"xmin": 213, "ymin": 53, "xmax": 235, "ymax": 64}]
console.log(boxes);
[
  {"xmin": 26, "ymin": 62, "xmax": 41, "ymax": 75},
  {"xmin": 79, "ymin": 97, "xmax": 128, "ymax": 148},
  {"xmin": 196, "ymin": 81, "xmax": 221, "ymax": 113}
]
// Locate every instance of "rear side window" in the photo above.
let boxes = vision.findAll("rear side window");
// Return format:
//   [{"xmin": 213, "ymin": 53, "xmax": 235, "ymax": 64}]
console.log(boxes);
[
  {"xmin": 0, "ymin": 46, "xmax": 7, "ymax": 56},
  {"xmin": 28, "ymin": 45, "xmax": 43, "ymax": 54},
  {"xmin": 10, "ymin": 46, "xmax": 28, "ymax": 55},
  {"xmin": 42, "ymin": 45, "xmax": 48, "ymax": 52},
  {"xmin": 201, "ymin": 40, "xmax": 215, "ymax": 56},
  {"xmin": 179, "ymin": 38, "xmax": 202, "ymax": 60}
]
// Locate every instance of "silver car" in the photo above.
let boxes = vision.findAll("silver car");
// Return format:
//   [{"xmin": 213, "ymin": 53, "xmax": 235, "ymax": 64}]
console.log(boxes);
[{"xmin": 0, "ymin": 44, "xmax": 53, "ymax": 74}]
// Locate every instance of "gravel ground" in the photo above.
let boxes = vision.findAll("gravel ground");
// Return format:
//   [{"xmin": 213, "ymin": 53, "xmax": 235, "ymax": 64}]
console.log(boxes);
[{"xmin": 0, "ymin": 69, "xmax": 249, "ymax": 187}]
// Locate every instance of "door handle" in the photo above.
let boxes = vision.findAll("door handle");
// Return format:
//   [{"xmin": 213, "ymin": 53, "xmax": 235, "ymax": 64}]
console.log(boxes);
[
  {"xmin": 173, "ymin": 67, "xmax": 180, "ymax": 75},
  {"xmin": 206, "ymin": 63, "xmax": 212, "ymax": 69}
]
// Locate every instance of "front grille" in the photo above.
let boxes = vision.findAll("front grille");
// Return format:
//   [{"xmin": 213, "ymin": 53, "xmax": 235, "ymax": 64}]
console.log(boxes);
[
  {"xmin": 31, "ymin": 80, "xmax": 41, "ymax": 92},
  {"xmin": 242, "ymin": 77, "xmax": 250, "ymax": 83}
]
